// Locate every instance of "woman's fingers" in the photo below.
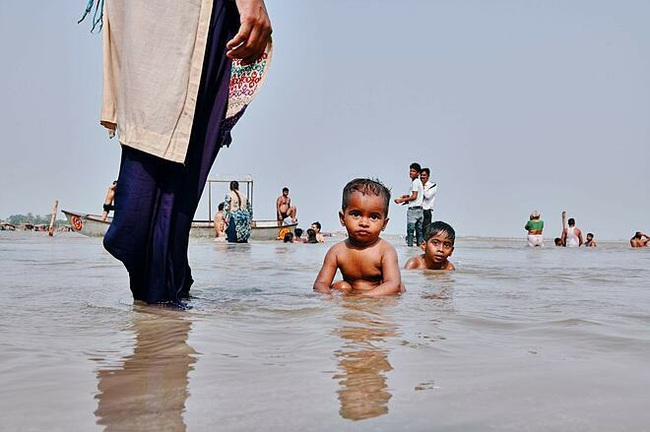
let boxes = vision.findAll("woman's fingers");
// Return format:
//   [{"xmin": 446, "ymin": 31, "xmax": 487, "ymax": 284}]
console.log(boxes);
[{"xmin": 226, "ymin": 0, "xmax": 272, "ymax": 65}]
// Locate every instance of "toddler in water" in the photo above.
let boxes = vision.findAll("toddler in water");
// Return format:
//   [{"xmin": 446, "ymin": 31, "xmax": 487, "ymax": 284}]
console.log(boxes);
[
  {"xmin": 404, "ymin": 221, "xmax": 456, "ymax": 271},
  {"xmin": 313, "ymin": 178, "xmax": 404, "ymax": 296}
]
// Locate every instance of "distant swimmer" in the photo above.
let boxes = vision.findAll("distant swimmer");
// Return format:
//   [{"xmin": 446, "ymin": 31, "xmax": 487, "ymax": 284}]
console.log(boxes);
[
  {"xmin": 276, "ymin": 187, "xmax": 297, "ymax": 225},
  {"xmin": 305, "ymin": 228, "xmax": 318, "ymax": 244},
  {"xmin": 561, "ymin": 218, "xmax": 583, "ymax": 247},
  {"xmin": 313, "ymin": 178, "xmax": 403, "ymax": 296},
  {"xmin": 311, "ymin": 221, "xmax": 326, "ymax": 243},
  {"xmin": 630, "ymin": 231, "xmax": 650, "ymax": 248},
  {"xmin": 584, "ymin": 232, "xmax": 597, "ymax": 247},
  {"xmin": 524, "ymin": 210, "xmax": 544, "ymax": 247},
  {"xmin": 404, "ymin": 221, "xmax": 456, "ymax": 271},
  {"xmin": 294, "ymin": 227, "xmax": 305, "ymax": 243},
  {"xmin": 101, "ymin": 181, "xmax": 117, "ymax": 221}
]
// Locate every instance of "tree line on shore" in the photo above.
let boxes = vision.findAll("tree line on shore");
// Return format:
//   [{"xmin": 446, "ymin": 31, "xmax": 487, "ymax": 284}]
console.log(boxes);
[{"xmin": 2, "ymin": 213, "xmax": 65, "ymax": 227}]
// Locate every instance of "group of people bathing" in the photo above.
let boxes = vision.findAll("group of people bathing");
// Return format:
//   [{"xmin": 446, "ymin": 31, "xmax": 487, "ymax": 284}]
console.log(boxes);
[
  {"xmin": 212, "ymin": 183, "xmax": 313, "ymax": 244},
  {"xmin": 280, "ymin": 222, "xmax": 325, "ymax": 244},
  {"xmin": 525, "ymin": 211, "xmax": 596, "ymax": 248},
  {"xmin": 525, "ymin": 211, "xmax": 649, "ymax": 248},
  {"xmin": 274, "ymin": 187, "xmax": 329, "ymax": 243}
]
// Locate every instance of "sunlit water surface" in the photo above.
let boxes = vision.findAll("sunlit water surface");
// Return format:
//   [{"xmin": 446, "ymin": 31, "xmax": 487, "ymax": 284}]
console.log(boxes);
[{"xmin": 1, "ymin": 231, "xmax": 649, "ymax": 431}]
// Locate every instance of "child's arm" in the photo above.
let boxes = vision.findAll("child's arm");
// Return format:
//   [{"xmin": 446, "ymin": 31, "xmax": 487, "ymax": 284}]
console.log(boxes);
[
  {"xmin": 360, "ymin": 245, "xmax": 402, "ymax": 296},
  {"xmin": 313, "ymin": 247, "xmax": 338, "ymax": 295}
]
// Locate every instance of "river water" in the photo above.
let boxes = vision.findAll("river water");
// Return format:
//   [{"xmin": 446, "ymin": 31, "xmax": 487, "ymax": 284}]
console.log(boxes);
[{"xmin": 1, "ymin": 231, "xmax": 649, "ymax": 431}]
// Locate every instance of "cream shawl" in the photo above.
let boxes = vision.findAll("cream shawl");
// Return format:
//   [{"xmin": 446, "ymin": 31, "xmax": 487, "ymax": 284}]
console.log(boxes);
[{"xmin": 101, "ymin": 0, "xmax": 214, "ymax": 163}]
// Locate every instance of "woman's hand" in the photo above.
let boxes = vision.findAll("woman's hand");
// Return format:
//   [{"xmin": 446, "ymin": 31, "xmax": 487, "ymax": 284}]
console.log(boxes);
[{"xmin": 227, "ymin": 0, "xmax": 272, "ymax": 65}]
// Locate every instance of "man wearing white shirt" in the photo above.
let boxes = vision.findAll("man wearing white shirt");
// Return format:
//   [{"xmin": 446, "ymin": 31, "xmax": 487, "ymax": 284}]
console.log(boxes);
[
  {"xmin": 394, "ymin": 162, "xmax": 424, "ymax": 246},
  {"xmin": 420, "ymin": 168, "xmax": 437, "ymax": 231}
]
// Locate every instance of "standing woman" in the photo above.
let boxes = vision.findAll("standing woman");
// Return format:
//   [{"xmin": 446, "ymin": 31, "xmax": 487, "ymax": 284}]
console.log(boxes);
[
  {"xmin": 82, "ymin": 0, "xmax": 272, "ymax": 306},
  {"xmin": 224, "ymin": 181, "xmax": 252, "ymax": 243},
  {"xmin": 525, "ymin": 210, "xmax": 544, "ymax": 247}
]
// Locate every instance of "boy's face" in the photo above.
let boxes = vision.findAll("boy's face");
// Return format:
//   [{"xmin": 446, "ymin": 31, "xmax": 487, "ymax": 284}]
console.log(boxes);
[
  {"xmin": 409, "ymin": 168, "xmax": 419, "ymax": 180},
  {"xmin": 420, "ymin": 171, "xmax": 429, "ymax": 184},
  {"xmin": 587, "ymin": 234, "xmax": 593, "ymax": 241},
  {"xmin": 339, "ymin": 192, "xmax": 388, "ymax": 246},
  {"xmin": 422, "ymin": 232, "xmax": 454, "ymax": 264}
]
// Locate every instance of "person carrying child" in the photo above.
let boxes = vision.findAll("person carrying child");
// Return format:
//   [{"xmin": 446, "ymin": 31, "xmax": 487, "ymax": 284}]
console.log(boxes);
[
  {"xmin": 404, "ymin": 221, "xmax": 456, "ymax": 271},
  {"xmin": 313, "ymin": 178, "xmax": 404, "ymax": 296}
]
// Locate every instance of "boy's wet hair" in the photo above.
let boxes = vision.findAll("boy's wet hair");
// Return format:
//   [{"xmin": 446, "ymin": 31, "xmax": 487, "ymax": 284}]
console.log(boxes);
[
  {"xmin": 424, "ymin": 221, "xmax": 456, "ymax": 243},
  {"xmin": 342, "ymin": 178, "xmax": 391, "ymax": 216},
  {"xmin": 410, "ymin": 162, "xmax": 422, "ymax": 172}
]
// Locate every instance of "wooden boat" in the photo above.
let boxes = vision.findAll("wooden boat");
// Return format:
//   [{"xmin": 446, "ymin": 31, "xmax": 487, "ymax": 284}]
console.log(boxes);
[
  {"xmin": 62, "ymin": 209, "xmax": 296, "ymax": 241},
  {"xmin": 190, "ymin": 219, "xmax": 298, "ymax": 241},
  {"xmin": 62, "ymin": 175, "xmax": 298, "ymax": 241},
  {"xmin": 62, "ymin": 210, "xmax": 110, "ymax": 237}
]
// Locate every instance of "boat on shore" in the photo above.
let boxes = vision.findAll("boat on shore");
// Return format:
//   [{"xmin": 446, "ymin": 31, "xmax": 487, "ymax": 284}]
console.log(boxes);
[
  {"xmin": 62, "ymin": 175, "xmax": 297, "ymax": 241},
  {"xmin": 62, "ymin": 210, "xmax": 297, "ymax": 241},
  {"xmin": 62, "ymin": 210, "xmax": 110, "ymax": 237}
]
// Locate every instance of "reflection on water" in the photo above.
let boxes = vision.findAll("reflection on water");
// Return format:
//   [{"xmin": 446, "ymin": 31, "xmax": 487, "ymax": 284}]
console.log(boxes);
[
  {"xmin": 94, "ymin": 306, "xmax": 197, "ymax": 431},
  {"xmin": 333, "ymin": 298, "xmax": 398, "ymax": 421}
]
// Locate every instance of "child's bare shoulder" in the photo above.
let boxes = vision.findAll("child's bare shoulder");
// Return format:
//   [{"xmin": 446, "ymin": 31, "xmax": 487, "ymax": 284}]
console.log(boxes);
[
  {"xmin": 377, "ymin": 238, "xmax": 397, "ymax": 252},
  {"xmin": 404, "ymin": 254, "xmax": 426, "ymax": 269},
  {"xmin": 326, "ymin": 240, "xmax": 351, "ymax": 257}
]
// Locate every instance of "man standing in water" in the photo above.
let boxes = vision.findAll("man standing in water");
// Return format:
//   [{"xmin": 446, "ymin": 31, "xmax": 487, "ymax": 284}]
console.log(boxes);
[
  {"xmin": 420, "ymin": 167, "xmax": 437, "ymax": 230},
  {"xmin": 394, "ymin": 163, "xmax": 424, "ymax": 247},
  {"xmin": 561, "ymin": 218, "xmax": 583, "ymax": 247},
  {"xmin": 83, "ymin": 0, "xmax": 272, "ymax": 307}
]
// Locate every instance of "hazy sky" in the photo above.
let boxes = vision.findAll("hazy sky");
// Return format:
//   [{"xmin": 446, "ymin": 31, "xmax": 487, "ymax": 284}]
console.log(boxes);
[{"xmin": 1, "ymin": 1, "xmax": 649, "ymax": 240}]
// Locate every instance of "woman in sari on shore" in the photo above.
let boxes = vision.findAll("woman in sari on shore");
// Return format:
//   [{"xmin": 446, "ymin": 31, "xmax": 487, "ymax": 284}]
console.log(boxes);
[{"xmin": 224, "ymin": 180, "xmax": 251, "ymax": 243}]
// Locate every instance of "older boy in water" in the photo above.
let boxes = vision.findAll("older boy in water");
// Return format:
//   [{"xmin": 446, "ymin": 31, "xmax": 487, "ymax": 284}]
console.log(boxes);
[
  {"xmin": 313, "ymin": 178, "xmax": 404, "ymax": 296},
  {"xmin": 404, "ymin": 221, "xmax": 456, "ymax": 271}
]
